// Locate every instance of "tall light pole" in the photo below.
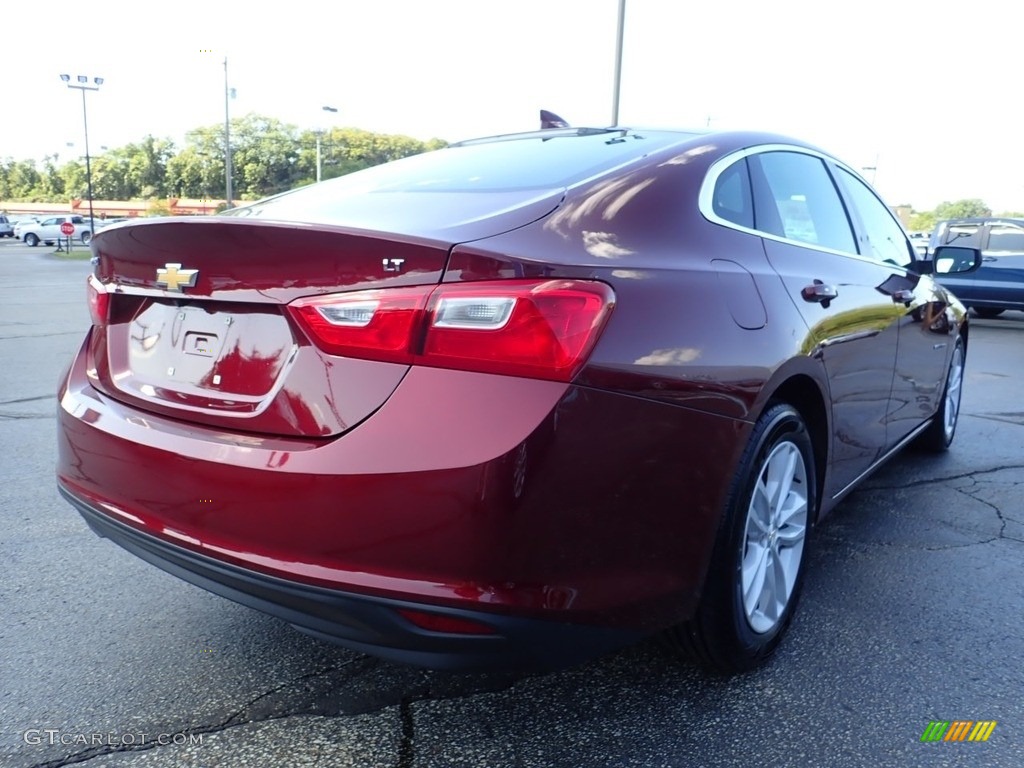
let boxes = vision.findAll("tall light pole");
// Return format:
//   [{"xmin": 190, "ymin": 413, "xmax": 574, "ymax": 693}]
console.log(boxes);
[
  {"xmin": 223, "ymin": 57, "xmax": 234, "ymax": 208},
  {"xmin": 862, "ymin": 153, "xmax": 880, "ymax": 185},
  {"xmin": 60, "ymin": 74, "xmax": 103, "ymax": 237},
  {"xmin": 316, "ymin": 105, "xmax": 338, "ymax": 183},
  {"xmin": 610, "ymin": 0, "xmax": 626, "ymax": 126}
]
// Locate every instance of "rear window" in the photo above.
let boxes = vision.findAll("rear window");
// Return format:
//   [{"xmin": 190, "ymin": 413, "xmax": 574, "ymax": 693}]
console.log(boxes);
[{"xmin": 227, "ymin": 130, "xmax": 693, "ymax": 219}]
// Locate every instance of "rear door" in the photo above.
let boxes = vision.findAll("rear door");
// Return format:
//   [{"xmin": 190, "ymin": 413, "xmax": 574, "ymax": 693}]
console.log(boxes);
[{"xmin": 748, "ymin": 150, "xmax": 902, "ymax": 499}]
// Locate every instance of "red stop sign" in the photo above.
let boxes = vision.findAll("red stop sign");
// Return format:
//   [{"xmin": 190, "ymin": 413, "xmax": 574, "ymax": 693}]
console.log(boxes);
[{"xmin": 60, "ymin": 222, "xmax": 75, "ymax": 235}]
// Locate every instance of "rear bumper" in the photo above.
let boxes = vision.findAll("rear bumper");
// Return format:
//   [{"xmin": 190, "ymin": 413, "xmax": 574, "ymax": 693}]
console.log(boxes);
[
  {"xmin": 62, "ymin": 485, "xmax": 638, "ymax": 670},
  {"xmin": 57, "ymin": 335, "xmax": 747, "ymax": 669}
]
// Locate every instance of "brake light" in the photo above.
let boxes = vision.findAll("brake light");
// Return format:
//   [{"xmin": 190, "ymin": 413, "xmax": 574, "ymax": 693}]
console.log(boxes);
[
  {"xmin": 288, "ymin": 279, "xmax": 614, "ymax": 382},
  {"xmin": 423, "ymin": 281, "xmax": 614, "ymax": 380},
  {"xmin": 86, "ymin": 275, "xmax": 109, "ymax": 325},
  {"xmin": 288, "ymin": 287, "xmax": 426, "ymax": 365}
]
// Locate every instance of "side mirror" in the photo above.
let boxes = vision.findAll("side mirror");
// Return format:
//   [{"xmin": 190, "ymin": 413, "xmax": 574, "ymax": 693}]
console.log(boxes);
[{"xmin": 932, "ymin": 245, "xmax": 982, "ymax": 275}]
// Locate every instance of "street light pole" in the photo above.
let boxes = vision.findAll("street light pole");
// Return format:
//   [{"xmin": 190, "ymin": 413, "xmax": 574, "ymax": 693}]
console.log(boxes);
[
  {"xmin": 224, "ymin": 57, "xmax": 233, "ymax": 208},
  {"xmin": 60, "ymin": 74, "xmax": 103, "ymax": 238},
  {"xmin": 317, "ymin": 106, "xmax": 338, "ymax": 183},
  {"xmin": 611, "ymin": 0, "xmax": 626, "ymax": 126},
  {"xmin": 862, "ymin": 153, "xmax": 880, "ymax": 185}
]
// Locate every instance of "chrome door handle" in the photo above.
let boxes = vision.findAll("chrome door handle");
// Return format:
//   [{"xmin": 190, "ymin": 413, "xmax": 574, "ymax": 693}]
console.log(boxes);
[
  {"xmin": 892, "ymin": 289, "xmax": 914, "ymax": 306},
  {"xmin": 801, "ymin": 281, "xmax": 838, "ymax": 308}
]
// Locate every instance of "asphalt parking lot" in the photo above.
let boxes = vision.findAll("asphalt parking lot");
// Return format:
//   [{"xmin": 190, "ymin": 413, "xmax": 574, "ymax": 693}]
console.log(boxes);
[{"xmin": 1, "ymin": 239, "xmax": 1021, "ymax": 768}]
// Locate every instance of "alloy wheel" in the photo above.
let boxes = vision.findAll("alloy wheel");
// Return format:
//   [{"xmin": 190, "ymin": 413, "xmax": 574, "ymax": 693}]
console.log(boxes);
[
  {"xmin": 944, "ymin": 343, "xmax": 964, "ymax": 441},
  {"xmin": 740, "ymin": 440, "xmax": 809, "ymax": 634}
]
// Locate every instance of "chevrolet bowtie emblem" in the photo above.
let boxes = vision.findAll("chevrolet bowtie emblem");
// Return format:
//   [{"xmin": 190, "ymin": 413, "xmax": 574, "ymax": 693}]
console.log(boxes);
[{"xmin": 156, "ymin": 263, "xmax": 199, "ymax": 292}]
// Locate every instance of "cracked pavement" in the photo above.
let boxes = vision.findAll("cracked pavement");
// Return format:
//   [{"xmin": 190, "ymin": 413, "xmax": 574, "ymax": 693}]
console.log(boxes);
[{"xmin": 2, "ymin": 241, "xmax": 1022, "ymax": 767}]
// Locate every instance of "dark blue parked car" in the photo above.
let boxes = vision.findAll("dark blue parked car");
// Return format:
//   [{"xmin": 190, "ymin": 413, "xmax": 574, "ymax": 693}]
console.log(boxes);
[{"xmin": 929, "ymin": 218, "xmax": 1024, "ymax": 317}]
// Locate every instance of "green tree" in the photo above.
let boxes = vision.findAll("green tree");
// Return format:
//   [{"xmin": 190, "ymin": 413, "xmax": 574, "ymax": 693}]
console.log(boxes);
[
  {"xmin": 58, "ymin": 160, "xmax": 88, "ymax": 200},
  {"xmin": 0, "ymin": 159, "xmax": 43, "ymax": 200},
  {"xmin": 315, "ymin": 127, "xmax": 446, "ymax": 184},
  {"xmin": 168, "ymin": 127, "xmax": 226, "ymax": 199},
  {"xmin": 230, "ymin": 114, "xmax": 303, "ymax": 199},
  {"xmin": 90, "ymin": 150, "xmax": 134, "ymax": 200},
  {"xmin": 908, "ymin": 211, "xmax": 937, "ymax": 232},
  {"xmin": 124, "ymin": 136, "xmax": 175, "ymax": 198},
  {"xmin": 0, "ymin": 115, "xmax": 448, "ymax": 204},
  {"xmin": 934, "ymin": 199, "xmax": 991, "ymax": 220}
]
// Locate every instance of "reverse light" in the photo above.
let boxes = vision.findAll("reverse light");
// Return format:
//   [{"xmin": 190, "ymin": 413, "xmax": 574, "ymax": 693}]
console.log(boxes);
[
  {"xmin": 288, "ymin": 279, "xmax": 615, "ymax": 382},
  {"xmin": 433, "ymin": 296, "xmax": 516, "ymax": 329},
  {"xmin": 317, "ymin": 300, "xmax": 379, "ymax": 327},
  {"xmin": 86, "ymin": 274, "xmax": 109, "ymax": 326}
]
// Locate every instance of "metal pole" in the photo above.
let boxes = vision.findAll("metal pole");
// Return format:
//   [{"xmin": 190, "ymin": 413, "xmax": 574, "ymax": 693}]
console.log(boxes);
[
  {"xmin": 224, "ymin": 57, "xmax": 232, "ymax": 208},
  {"xmin": 318, "ymin": 106, "xmax": 337, "ymax": 183},
  {"xmin": 81, "ymin": 88, "xmax": 95, "ymax": 238},
  {"xmin": 611, "ymin": 0, "xmax": 626, "ymax": 126}
]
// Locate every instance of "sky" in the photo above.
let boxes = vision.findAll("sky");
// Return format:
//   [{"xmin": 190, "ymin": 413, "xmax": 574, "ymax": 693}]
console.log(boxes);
[{"xmin": 3, "ymin": 0, "xmax": 1022, "ymax": 214}]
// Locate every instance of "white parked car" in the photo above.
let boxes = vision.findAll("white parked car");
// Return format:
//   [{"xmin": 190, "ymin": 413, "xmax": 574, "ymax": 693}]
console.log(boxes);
[
  {"xmin": 12, "ymin": 217, "xmax": 40, "ymax": 239},
  {"xmin": 20, "ymin": 215, "xmax": 94, "ymax": 247}
]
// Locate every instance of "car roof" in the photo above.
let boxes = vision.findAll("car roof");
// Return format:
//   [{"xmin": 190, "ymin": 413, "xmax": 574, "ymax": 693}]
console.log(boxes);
[{"xmin": 937, "ymin": 217, "xmax": 1024, "ymax": 226}]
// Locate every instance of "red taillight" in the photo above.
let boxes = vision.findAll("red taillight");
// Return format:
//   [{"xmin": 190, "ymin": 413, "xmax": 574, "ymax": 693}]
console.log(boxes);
[
  {"xmin": 422, "ymin": 280, "xmax": 615, "ymax": 381},
  {"xmin": 288, "ymin": 287, "xmax": 427, "ymax": 365},
  {"xmin": 86, "ymin": 275, "xmax": 109, "ymax": 325},
  {"xmin": 397, "ymin": 608, "xmax": 497, "ymax": 635},
  {"xmin": 288, "ymin": 279, "xmax": 615, "ymax": 382}
]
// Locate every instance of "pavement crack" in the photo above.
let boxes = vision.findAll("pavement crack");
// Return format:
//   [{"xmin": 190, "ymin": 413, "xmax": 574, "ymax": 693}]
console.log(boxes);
[
  {"xmin": 0, "ymin": 394, "xmax": 53, "ymax": 406},
  {"xmin": 26, "ymin": 660, "xmax": 366, "ymax": 768},
  {"xmin": 396, "ymin": 697, "xmax": 416, "ymax": 768},
  {"xmin": 918, "ymin": 487, "xmax": 1011, "ymax": 551},
  {"xmin": 953, "ymin": 484, "xmax": 1024, "ymax": 543},
  {"xmin": 0, "ymin": 331, "xmax": 82, "ymax": 340},
  {"xmin": 968, "ymin": 412, "xmax": 1024, "ymax": 428},
  {"xmin": 865, "ymin": 463, "xmax": 1024, "ymax": 491}
]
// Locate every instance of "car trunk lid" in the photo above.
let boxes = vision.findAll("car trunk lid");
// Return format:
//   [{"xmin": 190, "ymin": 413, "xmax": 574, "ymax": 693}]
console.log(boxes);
[{"xmin": 87, "ymin": 188, "xmax": 562, "ymax": 438}]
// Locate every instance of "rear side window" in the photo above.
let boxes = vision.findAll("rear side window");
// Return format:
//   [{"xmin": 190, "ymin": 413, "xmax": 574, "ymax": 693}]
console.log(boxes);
[
  {"xmin": 986, "ymin": 225, "xmax": 1024, "ymax": 252},
  {"xmin": 941, "ymin": 223, "xmax": 983, "ymax": 249},
  {"xmin": 752, "ymin": 152, "xmax": 856, "ymax": 253},
  {"xmin": 711, "ymin": 159, "xmax": 754, "ymax": 228}
]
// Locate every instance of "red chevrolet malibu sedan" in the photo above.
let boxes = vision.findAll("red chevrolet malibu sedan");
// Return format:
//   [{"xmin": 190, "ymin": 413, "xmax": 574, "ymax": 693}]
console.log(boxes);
[{"xmin": 57, "ymin": 128, "xmax": 980, "ymax": 672}]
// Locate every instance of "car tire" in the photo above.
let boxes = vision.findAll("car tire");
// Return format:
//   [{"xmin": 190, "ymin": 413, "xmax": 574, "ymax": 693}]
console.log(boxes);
[
  {"xmin": 972, "ymin": 307, "xmax": 1004, "ymax": 319},
  {"xmin": 916, "ymin": 335, "xmax": 965, "ymax": 452},
  {"xmin": 81, "ymin": 231, "xmax": 92, "ymax": 245},
  {"xmin": 666, "ymin": 403, "xmax": 815, "ymax": 672},
  {"xmin": 24, "ymin": 233, "xmax": 39, "ymax": 247}
]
